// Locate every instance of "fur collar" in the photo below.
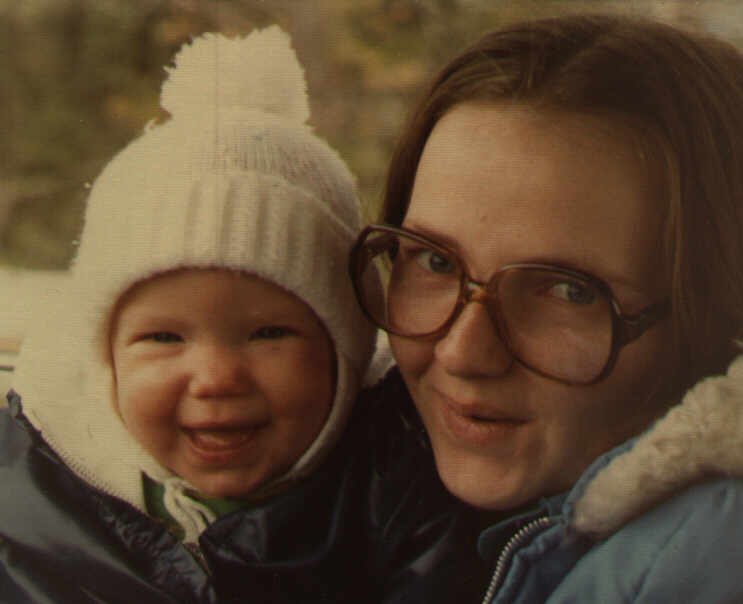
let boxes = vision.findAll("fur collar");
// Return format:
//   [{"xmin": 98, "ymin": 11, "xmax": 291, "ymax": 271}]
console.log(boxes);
[{"xmin": 572, "ymin": 354, "xmax": 743, "ymax": 539}]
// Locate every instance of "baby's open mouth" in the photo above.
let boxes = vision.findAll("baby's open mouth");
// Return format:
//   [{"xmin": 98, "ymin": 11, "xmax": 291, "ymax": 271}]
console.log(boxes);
[{"xmin": 185, "ymin": 427, "xmax": 262, "ymax": 451}]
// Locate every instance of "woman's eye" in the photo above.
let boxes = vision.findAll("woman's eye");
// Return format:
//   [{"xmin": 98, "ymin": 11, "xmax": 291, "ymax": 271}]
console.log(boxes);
[
  {"xmin": 547, "ymin": 281, "xmax": 597, "ymax": 305},
  {"xmin": 250, "ymin": 326, "xmax": 295, "ymax": 340},
  {"xmin": 144, "ymin": 331, "xmax": 183, "ymax": 343},
  {"xmin": 413, "ymin": 249, "xmax": 457, "ymax": 275}
]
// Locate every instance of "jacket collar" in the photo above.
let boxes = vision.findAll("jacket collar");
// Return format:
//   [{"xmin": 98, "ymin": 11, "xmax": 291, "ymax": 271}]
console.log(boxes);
[
  {"xmin": 569, "ymin": 353, "xmax": 743, "ymax": 539},
  {"xmin": 477, "ymin": 490, "xmax": 569, "ymax": 561}
]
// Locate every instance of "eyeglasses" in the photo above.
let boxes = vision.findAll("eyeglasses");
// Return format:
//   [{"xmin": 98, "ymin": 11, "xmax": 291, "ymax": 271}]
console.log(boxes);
[{"xmin": 350, "ymin": 225, "xmax": 669, "ymax": 385}]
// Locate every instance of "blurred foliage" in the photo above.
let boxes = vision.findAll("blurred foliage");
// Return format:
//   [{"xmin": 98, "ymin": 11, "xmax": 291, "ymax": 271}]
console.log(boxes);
[{"xmin": 0, "ymin": 0, "xmax": 740, "ymax": 269}]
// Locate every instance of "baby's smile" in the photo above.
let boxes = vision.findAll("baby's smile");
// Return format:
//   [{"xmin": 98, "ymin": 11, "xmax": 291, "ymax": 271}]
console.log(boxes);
[{"xmin": 185, "ymin": 424, "xmax": 265, "ymax": 451}]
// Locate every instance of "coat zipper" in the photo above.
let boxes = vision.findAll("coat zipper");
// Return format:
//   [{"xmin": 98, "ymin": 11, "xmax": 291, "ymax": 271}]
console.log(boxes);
[
  {"xmin": 185, "ymin": 541, "xmax": 212, "ymax": 576},
  {"xmin": 481, "ymin": 516, "xmax": 553, "ymax": 604}
]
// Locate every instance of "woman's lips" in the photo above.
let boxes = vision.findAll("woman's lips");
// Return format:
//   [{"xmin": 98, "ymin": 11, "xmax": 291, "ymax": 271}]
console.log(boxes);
[{"xmin": 436, "ymin": 392, "xmax": 528, "ymax": 447}]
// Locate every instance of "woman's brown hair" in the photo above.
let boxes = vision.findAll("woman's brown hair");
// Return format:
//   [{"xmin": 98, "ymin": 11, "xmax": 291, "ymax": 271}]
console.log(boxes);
[{"xmin": 382, "ymin": 14, "xmax": 743, "ymax": 399}]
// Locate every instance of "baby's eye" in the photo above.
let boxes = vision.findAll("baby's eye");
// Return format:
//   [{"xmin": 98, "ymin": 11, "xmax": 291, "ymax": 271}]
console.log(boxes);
[
  {"xmin": 250, "ymin": 326, "xmax": 295, "ymax": 340},
  {"xmin": 144, "ymin": 332, "xmax": 183, "ymax": 343}
]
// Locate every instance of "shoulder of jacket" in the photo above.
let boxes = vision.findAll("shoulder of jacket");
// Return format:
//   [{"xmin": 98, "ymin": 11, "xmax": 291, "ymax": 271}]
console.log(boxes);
[
  {"xmin": 551, "ymin": 478, "xmax": 743, "ymax": 604},
  {"xmin": 571, "ymin": 354, "xmax": 743, "ymax": 539}
]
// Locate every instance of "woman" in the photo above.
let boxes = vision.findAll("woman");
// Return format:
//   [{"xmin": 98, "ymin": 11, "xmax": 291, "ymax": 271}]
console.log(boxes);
[{"xmin": 351, "ymin": 14, "xmax": 743, "ymax": 602}]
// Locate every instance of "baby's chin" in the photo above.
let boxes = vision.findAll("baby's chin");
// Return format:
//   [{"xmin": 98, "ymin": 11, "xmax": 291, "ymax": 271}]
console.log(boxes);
[{"xmin": 182, "ymin": 466, "xmax": 294, "ymax": 501}]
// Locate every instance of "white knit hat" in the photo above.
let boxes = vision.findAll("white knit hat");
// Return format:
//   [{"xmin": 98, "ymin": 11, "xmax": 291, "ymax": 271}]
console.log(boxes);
[{"xmin": 13, "ymin": 27, "xmax": 376, "ymax": 537}]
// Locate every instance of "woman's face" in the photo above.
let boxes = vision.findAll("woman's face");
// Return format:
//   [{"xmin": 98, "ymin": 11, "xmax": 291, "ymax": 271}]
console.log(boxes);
[{"xmin": 391, "ymin": 103, "xmax": 670, "ymax": 510}]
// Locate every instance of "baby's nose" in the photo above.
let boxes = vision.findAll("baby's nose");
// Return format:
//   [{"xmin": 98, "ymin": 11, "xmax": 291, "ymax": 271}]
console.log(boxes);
[{"xmin": 189, "ymin": 344, "xmax": 249, "ymax": 398}]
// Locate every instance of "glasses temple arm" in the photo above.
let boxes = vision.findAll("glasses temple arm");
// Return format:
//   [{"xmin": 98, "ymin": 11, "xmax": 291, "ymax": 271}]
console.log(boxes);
[{"xmin": 616, "ymin": 300, "xmax": 671, "ymax": 345}]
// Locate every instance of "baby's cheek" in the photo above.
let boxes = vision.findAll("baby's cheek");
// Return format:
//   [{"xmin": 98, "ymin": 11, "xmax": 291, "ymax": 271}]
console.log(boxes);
[
  {"xmin": 282, "ymin": 339, "xmax": 335, "ymax": 382},
  {"xmin": 282, "ymin": 351, "xmax": 334, "ymax": 418},
  {"xmin": 115, "ymin": 369, "xmax": 169, "ymax": 426}
]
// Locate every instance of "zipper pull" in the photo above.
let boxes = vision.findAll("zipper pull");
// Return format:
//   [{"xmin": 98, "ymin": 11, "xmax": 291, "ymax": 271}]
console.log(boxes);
[{"xmin": 184, "ymin": 541, "xmax": 212, "ymax": 576}]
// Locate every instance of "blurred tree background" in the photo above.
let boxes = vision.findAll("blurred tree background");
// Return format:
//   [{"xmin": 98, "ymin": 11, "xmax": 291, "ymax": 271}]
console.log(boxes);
[{"xmin": 1, "ymin": 0, "xmax": 742, "ymax": 270}]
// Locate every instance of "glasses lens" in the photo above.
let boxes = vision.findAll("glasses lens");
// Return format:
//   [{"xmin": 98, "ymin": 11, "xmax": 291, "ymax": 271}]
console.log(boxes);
[
  {"xmin": 495, "ymin": 268, "xmax": 613, "ymax": 383},
  {"xmin": 353, "ymin": 229, "xmax": 461, "ymax": 336}
]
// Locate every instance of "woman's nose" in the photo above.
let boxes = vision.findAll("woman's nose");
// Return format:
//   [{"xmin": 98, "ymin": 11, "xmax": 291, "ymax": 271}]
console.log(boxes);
[
  {"xmin": 189, "ymin": 344, "xmax": 249, "ymax": 398},
  {"xmin": 433, "ymin": 300, "xmax": 513, "ymax": 378}
]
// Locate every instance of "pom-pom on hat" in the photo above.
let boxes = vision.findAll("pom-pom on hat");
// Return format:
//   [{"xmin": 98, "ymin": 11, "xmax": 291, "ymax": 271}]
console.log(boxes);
[{"xmin": 14, "ymin": 26, "xmax": 377, "ymax": 538}]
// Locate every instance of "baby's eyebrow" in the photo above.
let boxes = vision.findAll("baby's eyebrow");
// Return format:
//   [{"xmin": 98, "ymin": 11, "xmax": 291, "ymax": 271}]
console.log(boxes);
[
  {"xmin": 117, "ymin": 313, "xmax": 186, "ymax": 332},
  {"xmin": 126, "ymin": 312, "xmax": 178, "ymax": 323},
  {"xmin": 240, "ymin": 308, "xmax": 308, "ymax": 322}
]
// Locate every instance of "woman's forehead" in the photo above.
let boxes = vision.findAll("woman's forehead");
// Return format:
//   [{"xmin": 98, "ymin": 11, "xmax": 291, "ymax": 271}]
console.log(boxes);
[{"xmin": 405, "ymin": 103, "xmax": 666, "ymax": 297}]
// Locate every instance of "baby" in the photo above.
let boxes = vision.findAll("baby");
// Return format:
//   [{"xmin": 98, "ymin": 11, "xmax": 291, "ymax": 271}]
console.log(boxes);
[{"xmin": 2, "ymin": 27, "xmax": 377, "ymax": 602}]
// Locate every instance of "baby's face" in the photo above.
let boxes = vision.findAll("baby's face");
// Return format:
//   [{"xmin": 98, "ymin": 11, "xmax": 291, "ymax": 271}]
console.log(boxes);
[{"xmin": 110, "ymin": 268, "xmax": 335, "ymax": 498}]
